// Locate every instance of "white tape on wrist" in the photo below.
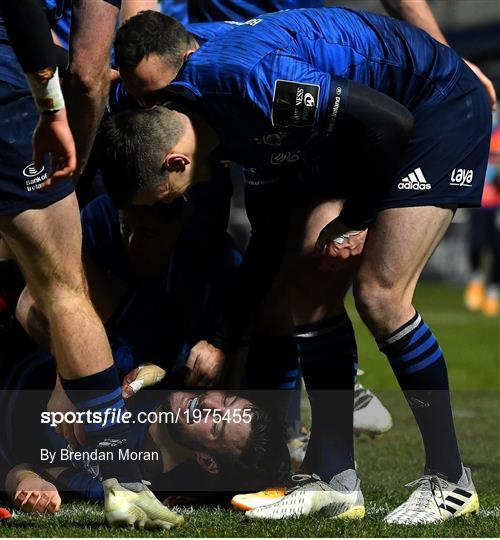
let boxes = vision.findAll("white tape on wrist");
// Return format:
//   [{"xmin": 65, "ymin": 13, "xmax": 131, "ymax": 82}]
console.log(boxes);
[
  {"xmin": 25, "ymin": 67, "xmax": 65, "ymax": 113},
  {"xmin": 332, "ymin": 230, "xmax": 363, "ymax": 245}
]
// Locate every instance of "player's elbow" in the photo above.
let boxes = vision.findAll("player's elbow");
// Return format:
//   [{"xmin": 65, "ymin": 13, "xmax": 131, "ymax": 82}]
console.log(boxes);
[{"xmin": 66, "ymin": 59, "xmax": 109, "ymax": 98}]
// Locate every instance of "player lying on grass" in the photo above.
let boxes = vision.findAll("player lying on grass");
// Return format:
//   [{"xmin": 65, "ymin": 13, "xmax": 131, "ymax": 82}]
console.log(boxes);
[
  {"xmin": 1, "ymin": 352, "xmax": 289, "ymax": 516},
  {"xmin": 101, "ymin": 6, "xmax": 491, "ymax": 524},
  {"xmin": 15, "ymin": 191, "xmax": 244, "ymax": 436}
]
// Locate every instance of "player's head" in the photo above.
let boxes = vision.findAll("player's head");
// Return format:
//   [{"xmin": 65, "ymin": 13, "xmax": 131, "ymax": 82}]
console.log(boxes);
[
  {"xmin": 101, "ymin": 106, "xmax": 202, "ymax": 207},
  {"xmin": 118, "ymin": 200, "xmax": 183, "ymax": 277},
  {"xmin": 114, "ymin": 10, "xmax": 197, "ymax": 107},
  {"xmin": 164, "ymin": 391, "xmax": 290, "ymax": 489}
]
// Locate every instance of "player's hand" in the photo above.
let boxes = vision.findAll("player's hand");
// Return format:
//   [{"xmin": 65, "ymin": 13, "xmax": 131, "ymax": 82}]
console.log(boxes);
[
  {"xmin": 47, "ymin": 383, "xmax": 85, "ymax": 448},
  {"xmin": 185, "ymin": 340, "xmax": 225, "ymax": 387},
  {"xmin": 14, "ymin": 474, "xmax": 61, "ymax": 514},
  {"xmin": 315, "ymin": 218, "xmax": 367, "ymax": 272},
  {"xmin": 464, "ymin": 60, "xmax": 497, "ymax": 111},
  {"xmin": 32, "ymin": 108, "xmax": 76, "ymax": 187},
  {"xmin": 121, "ymin": 363, "xmax": 167, "ymax": 399}
]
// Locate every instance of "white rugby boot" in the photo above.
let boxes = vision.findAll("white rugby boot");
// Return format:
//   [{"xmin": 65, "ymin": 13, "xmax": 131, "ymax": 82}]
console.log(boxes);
[
  {"xmin": 245, "ymin": 470, "xmax": 365, "ymax": 520},
  {"xmin": 385, "ymin": 467, "xmax": 479, "ymax": 525},
  {"xmin": 104, "ymin": 478, "xmax": 184, "ymax": 530}
]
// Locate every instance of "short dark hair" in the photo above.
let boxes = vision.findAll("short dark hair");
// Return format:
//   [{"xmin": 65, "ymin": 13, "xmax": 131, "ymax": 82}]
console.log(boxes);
[
  {"xmin": 99, "ymin": 107, "xmax": 185, "ymax": 207},
  {"xmin": 115, "ymin": 10, "xmax": 195, "ymax": 71},
  {"xmin": 212, "ymin": 405, "xmax": 291, "ymax": 491}
]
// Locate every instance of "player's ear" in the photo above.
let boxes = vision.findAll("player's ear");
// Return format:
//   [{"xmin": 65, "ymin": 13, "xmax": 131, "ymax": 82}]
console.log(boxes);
[
  {"xmin": 195, "ymin": 452, "xmax": 220, "ymax": 475},
  {"xmin": 163, "ymin": 152, "xmax": 190, "ymax": 173}
]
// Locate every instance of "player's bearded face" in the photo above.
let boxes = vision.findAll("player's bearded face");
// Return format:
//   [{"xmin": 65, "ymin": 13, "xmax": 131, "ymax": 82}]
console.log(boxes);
[{"xmin": 165, "ymin": 391, "xmax": 253, "ymax": 458}]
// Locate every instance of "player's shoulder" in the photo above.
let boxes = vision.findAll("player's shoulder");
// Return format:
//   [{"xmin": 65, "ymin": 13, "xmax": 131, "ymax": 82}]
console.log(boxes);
[{"xmin": 175, "ymin": 16, "xmax": 297, "ymax": 96}]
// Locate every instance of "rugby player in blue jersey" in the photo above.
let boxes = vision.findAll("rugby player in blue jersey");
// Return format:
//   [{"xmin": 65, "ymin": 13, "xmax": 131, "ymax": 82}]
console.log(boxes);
[{"xmin": 101, "ymin": 7, "xmax": 492, "ymax": 524}]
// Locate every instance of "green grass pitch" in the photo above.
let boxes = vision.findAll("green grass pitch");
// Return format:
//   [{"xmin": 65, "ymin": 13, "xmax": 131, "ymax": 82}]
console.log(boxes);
[{"xmin": 1, "ymin": 283, "xmax": 498, "ymax": 537}]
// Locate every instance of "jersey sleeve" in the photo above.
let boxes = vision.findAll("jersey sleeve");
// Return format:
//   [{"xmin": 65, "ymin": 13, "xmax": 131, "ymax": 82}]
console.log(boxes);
[
  {"xmin": 1, "ymin": 0, "xmax": 56, "ymax": 74},
  {"xmin": 244, "ymin": 52, "xmax": 335, "ymax": 134}
]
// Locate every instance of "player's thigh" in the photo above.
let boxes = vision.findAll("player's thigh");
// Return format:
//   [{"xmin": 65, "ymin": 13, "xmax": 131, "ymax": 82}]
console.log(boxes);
[
  {"xmin": 0, "ymin": 193, "xmax": 86, "ymax": 299},
  {"xmin": 356, "ymin": 205, "xmax": 455, "ymax": 303}
]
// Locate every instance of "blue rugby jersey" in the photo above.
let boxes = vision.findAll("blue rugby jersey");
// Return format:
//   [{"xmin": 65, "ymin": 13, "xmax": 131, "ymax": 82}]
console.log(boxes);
[
  {"xmin": 186, "ymin": 0, "xmax": 324, "ymax": 22},
  {"xmin": 159, "ymin": 0, "xmax": 189, "ymax": 25},
  {"xmin": 167, "ymin": 7, "xmax": 463, "ymax": 171}
]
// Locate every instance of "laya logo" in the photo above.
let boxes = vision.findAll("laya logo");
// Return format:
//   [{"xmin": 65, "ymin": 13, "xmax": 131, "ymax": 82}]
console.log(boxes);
[
  {"xmin": 272, "ymin": 80, "xmax": 320, "ymax": 128},
  {"xmin": 270, "ymin": 151, "xmax": 300, "ymax": 165},
  {"xmin": 450, "ymin": 168, "xmax": 473, "ymax": 187},
  {"xmin": 23, "ymin": 163, "xmax": 44, "ymax": 178},
  {"xmin": 22, "ymin": 163, "xmax": 47, "ymax": 192}
]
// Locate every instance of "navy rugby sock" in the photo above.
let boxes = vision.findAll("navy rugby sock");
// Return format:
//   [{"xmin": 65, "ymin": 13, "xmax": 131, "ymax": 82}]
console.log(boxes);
[
  {"xmin": 294, "ymin": 313, "xmax": 357, "ymax": 480},
  {"xmin": 61, "ymin": 365, "xmax": 142, "ymax": 482},
  {"xmin": 378, "ymin": 312, "xmax": 462, "ymax": 482},
  {"xmin": 246, "ymin": 335, "xmax": 300, "ymax": 426}
]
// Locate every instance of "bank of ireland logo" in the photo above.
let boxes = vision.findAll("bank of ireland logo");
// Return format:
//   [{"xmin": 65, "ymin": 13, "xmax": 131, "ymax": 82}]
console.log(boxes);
[
  {"xmin": 23, "ymin": 163, "xmax": 44, "ymax": 178},
  {"xmin": 22, "ymin": 163, "xmax": 48, "ymax": 192}
]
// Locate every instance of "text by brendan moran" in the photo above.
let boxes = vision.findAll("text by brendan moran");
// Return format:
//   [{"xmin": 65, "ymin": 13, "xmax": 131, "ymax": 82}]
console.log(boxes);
[{"xmin": 40, "ymin": 448, "xmax": 159, "ymax": 464}]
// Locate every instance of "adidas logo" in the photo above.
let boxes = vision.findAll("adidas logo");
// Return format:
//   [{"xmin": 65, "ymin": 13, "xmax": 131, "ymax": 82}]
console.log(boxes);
[
  {"xmin": 398, "ymin": 168, "xmax": 431, "ymax": 191},
  {"xmin": 438, "ymin": 487, "xmax": 473, "ymax": 515}
]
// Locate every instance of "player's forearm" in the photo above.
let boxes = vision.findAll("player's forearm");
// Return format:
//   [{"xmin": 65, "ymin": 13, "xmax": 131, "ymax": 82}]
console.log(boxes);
[
  {"xmin": 336, "ymin": 80, "xmax": 414, "ymax": 229},
  {"xmin": 381, "ymin": 0, "xmax": 449, "ymax": 45},
  {"xmin": 64, "ymin": 0, "xmax": 118, "ymax": 178},
  {"xmin": 63, "ymin": 67, "xmax": 109, "ymax": 179}
]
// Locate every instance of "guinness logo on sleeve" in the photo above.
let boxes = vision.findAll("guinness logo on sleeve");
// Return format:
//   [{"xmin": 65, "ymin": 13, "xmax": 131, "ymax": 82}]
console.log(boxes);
[{"xmin": 272, "ymin": 79, "xmax": 320, "ymax": 128}]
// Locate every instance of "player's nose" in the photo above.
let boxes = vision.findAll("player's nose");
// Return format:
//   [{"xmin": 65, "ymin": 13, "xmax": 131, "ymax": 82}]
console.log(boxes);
[{"xmin": 201, "ymin": 391, "xmax": 224, "ymax": 410}]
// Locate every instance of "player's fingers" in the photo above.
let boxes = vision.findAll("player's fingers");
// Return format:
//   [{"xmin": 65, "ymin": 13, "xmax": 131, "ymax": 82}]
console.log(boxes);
[
  {"xmin": 14, "ymin": 490, "xmax": 29, "ymax": 505},
  {"xmin": 18, "ymin": 491, "xmax": 33, "ymax": 510},
  {"xmin": 110, "ymin": 68, "xmax": 120, "ymax": 81},
  {"xmin": 35, "ymin": 493, "xmax": 50, "ymax": 513},
  {"xmin": 122, "ymin": 368, "xmax": 140, "ymax": 397},
  {"xmin": 39, "ymin": 493, "xmax": 54, "ymax": 514},
  {"xmin": 185, "ymin": 348, "xmax": 199, "ymax": 372},
  {"xmin": 47, "ymin": 495, "xmax": 61, "ymax": 514},
  {"xmin": 123, "ymin": 368, "xmax": 140, "ymax": 386},
  {"xmin": 28, "ymin": 492, "xmax": 42, "ymax": 512},
  {"xmin": 51, "ymin": 163, "xmax": 74, "ymax": 180}
]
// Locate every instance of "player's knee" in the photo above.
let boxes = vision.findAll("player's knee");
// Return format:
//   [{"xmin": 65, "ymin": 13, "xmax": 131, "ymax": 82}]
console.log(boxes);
[{"xmin": 353, "ymin": 277, "xmax": 401, "ymax": 324}]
